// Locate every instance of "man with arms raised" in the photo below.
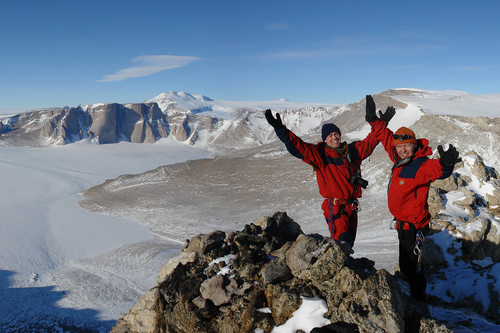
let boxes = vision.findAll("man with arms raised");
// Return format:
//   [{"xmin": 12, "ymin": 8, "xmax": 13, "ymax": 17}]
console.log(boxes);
[
  {"xmin": 265, "ymin": 96, "xmax": 388, "ymax": 248},
  {"xmin": 366, "ymin": 96, "xmax": 460, "ymax": 300}
]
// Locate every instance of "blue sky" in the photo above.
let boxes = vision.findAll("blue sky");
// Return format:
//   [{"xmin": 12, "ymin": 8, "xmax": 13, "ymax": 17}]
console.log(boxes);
[{"xmin": 1, "ymin": 0, "xmax": 499, "ymax": 111}]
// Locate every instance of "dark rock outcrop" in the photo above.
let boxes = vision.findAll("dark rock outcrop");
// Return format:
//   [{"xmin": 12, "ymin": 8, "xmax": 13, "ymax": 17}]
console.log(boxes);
[{"xmin": 112, "ymin": 213, "xmax": 449, "ymax": 333}]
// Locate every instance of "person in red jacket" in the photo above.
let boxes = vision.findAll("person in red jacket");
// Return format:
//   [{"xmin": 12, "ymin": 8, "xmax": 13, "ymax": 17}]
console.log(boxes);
[
  {"xmin": 367, "ymin": 101, "xmax": 460, "ymax": 300},
  {"xmin": 265, "ymin": 96, "xmax": 387, "ymax": 248}
]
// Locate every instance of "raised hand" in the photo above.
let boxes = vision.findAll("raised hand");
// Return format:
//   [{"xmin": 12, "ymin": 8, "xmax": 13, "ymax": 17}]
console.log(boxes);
[
  {"xmin": 438, "ymin": 144, "xmax": 461, "ymax": 169},
  {"xmin": 378, "ymin": 106, "xmax": 396, "ymax": 123},
  {"xmin": 265, "ymin": 109, "xmax": 284, "ymax": 129},
  {"xmin": 365, "ymin": 95, "xmax": 377, "ymax": 123}
]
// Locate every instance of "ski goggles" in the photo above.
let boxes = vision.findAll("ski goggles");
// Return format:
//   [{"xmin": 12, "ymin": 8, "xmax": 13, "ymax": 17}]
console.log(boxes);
[{"xmin": 392, "ymin": 134, "xmax": 414, "ymax": 141}]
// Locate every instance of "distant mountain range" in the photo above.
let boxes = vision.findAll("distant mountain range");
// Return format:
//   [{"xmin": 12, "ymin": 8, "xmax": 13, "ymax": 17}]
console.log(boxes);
[
  {"xmin": 1, "ymin": 89, "xmax": 499, "ymax": 163},
  {"xmin": 1, "ymin": 89, "xmax": 499, "ymax": 168},
  {"xmin": 0, "ymin": 91, "xmax": 337, "ymax": 150}
]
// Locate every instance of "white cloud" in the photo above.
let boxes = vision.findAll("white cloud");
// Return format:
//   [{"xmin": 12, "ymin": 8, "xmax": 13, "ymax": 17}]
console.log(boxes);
[
  {"xmin": 261, "ymin": 32, "xmax": 444, "ymax": 60},
  {"xmin": 97, "ymin": 55, "xmax": 200, "ymax": 82},
  {"xmin": 265, "ymin": 22, "xmax": 291, "ymax": 31},
  {"xmin": 263, "ymin": 48, "xmax": 368, "ymax": 59}
]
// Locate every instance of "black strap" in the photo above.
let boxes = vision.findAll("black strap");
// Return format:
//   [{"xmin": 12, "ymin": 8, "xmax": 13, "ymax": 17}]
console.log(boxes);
[
  {"xmin": 326, "ymin": 204, "xmax": 346, "ymax": 224},
  {"xmin": 396, "ymin": 220, "xmax": 416, "ymax": 241}
]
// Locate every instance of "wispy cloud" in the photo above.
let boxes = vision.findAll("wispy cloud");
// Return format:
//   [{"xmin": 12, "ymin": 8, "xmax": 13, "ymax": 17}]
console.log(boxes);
[
  {"xmin": 455, "ymin": 65, "xmax": 495, "ymax": 71},
  {"xmin": 261, "ymin": 33, "xmax": 444, "ymax": 60},
  {"xmin": 97, "ymin": 55, "xmax": 200, "ymax": 82},
  {"xmin": 263, "ymin": 48, "xmax": 369, "ymax": 59},
  {"xmin": 265, "ymin": 22, "xmax": 291, "ymax": 31}
]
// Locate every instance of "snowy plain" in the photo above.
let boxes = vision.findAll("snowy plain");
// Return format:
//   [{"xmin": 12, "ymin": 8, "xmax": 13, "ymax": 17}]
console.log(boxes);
[
  {"xmin": 0, "ymin": 139, "xmax": 212, "ymax": 331},
  {"xmin": 0, "ymin": 89, "xmax": 499, "ymax": 332},
  {"xmin": 392, "ymin": 89, "xmax": 500, "ymax": 118}
]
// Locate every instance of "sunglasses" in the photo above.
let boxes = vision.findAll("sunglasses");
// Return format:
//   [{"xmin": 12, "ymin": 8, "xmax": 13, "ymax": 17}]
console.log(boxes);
[{"xmin": 393, "ymin": 134, "xmax": 414, "ymax": 141}]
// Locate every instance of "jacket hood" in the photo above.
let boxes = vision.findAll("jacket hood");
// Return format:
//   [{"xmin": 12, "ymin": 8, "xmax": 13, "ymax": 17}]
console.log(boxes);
[{"xmin": 393, "ymin": 138, "xmax": 432, "ymax": 162}]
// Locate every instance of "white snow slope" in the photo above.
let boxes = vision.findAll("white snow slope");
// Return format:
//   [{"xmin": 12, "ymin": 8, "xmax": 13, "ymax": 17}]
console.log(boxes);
[
  {"xmin": 392, "ymin": 88, "xmax": 500, "ymax": 118},
  {"xmin": 0, "ymin": 88, "xmax": 499, "ymax": 332},
  {"xmin": 0, "ymin": 139, "xmax": 212, "ymax": 331},
  {"xmin": 146, "ymin": 91, "xmax": 339, "ymax": 118}
]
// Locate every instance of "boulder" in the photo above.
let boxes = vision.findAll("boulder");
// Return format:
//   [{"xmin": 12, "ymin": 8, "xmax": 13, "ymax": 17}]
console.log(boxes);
[
  {"xmin": 112, "ymin": 212, "xmax": 454, "ymax": 333},
  {"xmin": 260, "ymin": 260, "xmax": 292, "ymax": 285}
]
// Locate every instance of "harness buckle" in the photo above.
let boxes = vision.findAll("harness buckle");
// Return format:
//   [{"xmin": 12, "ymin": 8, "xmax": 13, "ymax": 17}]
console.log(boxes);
[
  {"xmin": 413, "ymin": 230, "xmax": 425, "ymax": 255},
  {"xmin": 330, "ymin": 198, "xmax": 359, "ymax": 210},
  {"xmin": 330, "ymin": 198, "xmax": 347, "ymax": 206},
  {"xmin": 351, "ymin": 199, "xmax": 360, "ymax": 211}
]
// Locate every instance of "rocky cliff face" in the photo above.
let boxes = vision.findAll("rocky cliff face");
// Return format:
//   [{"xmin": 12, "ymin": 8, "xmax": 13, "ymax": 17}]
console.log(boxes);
[
  {"xmin": 0, "ymin": 103, "xmax": 170, "ymax": 145},
  {"xmin": 424, "ymin": 154, "xmax": 500, "ymax": 321},
  {"xmin": 0, "ymin": 91, "xmax": 342, "ymax": 150},
  {"xmin": 0, "ymin": 100, "xmax": 339, "ymax": 150},
  {"xmin": 111, "ymin": 213, "xmax": 453, "ymax": 333},
  {"xmin": 429, "ymin": 155, "xmax": 500, "ymax": 252}
]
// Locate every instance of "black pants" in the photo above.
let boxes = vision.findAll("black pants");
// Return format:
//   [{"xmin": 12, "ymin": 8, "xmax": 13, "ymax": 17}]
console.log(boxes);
[{"xmin": 398, "ymin": 224, "xmax": 429, "ymax": 300}]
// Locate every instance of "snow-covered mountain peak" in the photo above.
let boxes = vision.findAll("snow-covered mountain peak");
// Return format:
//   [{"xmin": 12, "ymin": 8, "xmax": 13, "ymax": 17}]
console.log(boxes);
[
  {"xmin": 382, "ymin": 89, "xmax": 500, "ymax": 118},
  {"xmin": 146, "ymin": 90, "xmax": 341, "ymax": 117},
  {"xmin": 146, "ymin": 91, "xmax": 215, "ymax": 115},
  {"xmin": 152, "ymin": 91, "xmax": 212, "ymax": 101}
]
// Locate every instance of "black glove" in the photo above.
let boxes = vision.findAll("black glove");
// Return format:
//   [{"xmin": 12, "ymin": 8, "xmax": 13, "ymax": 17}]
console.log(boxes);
[
  {"xmin": 265, "ymin": 109, "xmax": 284, "ymax": 129},
  {"xmin": 378, "ymin": 106, "xmax": 396, "ymax": 123},
  {"xmin": 438, "ymin": 144, "xmax": 461, "ymax": 169},
  {"xmin": 365, "ymin": 95, "xmax": 377, "ymax": 123}
]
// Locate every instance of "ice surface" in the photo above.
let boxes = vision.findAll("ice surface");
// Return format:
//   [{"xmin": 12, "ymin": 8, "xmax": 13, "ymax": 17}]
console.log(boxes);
[{"xmin": 0, "ymin": 139, "xmax": 211, "ymax": 331}]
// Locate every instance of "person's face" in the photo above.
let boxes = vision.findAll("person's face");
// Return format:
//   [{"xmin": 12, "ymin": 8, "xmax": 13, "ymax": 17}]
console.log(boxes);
[
  {"xmin": 395, "ymin": 143, "xmax": 417, "ymax": 159},
  {"xmin": 325, "ymin": 132, "xmax": 341, "ymax": 148}
]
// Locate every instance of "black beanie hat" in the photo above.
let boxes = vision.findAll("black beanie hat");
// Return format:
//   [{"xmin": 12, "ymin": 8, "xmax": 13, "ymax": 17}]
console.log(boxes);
[{"xmin": 321, "ymin": 123, "xmax": 341, "ymax": 141}]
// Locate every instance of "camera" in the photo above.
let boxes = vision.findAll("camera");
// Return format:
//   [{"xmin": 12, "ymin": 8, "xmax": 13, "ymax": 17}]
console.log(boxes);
[{"xmin": 349, "ymin": 173, "xmax": 368, "ymax": 189}]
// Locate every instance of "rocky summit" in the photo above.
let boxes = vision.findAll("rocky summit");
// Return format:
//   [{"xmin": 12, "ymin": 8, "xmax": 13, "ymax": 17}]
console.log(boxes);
[{"xmin": 111, "ymin": 212, "xmax": 453, "ymax": 333}]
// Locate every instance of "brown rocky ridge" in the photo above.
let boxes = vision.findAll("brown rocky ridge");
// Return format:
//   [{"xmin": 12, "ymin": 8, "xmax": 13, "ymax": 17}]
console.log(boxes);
[{"xmin": 112, "ymin": 212, "xmax": 454, "ymax": 333}]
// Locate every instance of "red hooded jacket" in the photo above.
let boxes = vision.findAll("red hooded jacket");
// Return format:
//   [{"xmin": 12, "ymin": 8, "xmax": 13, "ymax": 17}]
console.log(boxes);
[
  {"xmin": 375, "ymin": 126, "xmax": 452, "ymax": 229},
  {"xmin": 275, "ymin": 120, "xmax": 384, "ymax": 219}
]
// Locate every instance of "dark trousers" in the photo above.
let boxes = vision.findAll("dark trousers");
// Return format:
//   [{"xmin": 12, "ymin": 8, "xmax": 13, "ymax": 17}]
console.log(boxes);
[{"xmin": 398, "ymin": 224, "xmax": 429, "ymax": 300}]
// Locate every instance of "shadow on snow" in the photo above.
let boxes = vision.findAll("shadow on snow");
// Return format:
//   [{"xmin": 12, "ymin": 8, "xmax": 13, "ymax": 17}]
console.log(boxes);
[{"xmin": 0, "ymin": 270, "xmax": 115, "ymax": 332}]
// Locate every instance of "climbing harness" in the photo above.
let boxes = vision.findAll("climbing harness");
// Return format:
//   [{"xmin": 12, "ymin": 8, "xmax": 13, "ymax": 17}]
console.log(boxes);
[
  {"xmin": 325, "ymin": 198, "xmax": 359, "ymax": 237},
  {"xmin": 414, "ymin": 229, "xmax": 425, "ymax": 274}
]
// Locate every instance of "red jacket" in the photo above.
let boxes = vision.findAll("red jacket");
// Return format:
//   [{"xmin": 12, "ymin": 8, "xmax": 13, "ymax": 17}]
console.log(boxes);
[
  {"xmin": 275, "ymin": 120, "xmax": 384, "ymax": 218},
  {"xmin": 375, "ymin": 126, "xmax": 452, "ymax": 229}
]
